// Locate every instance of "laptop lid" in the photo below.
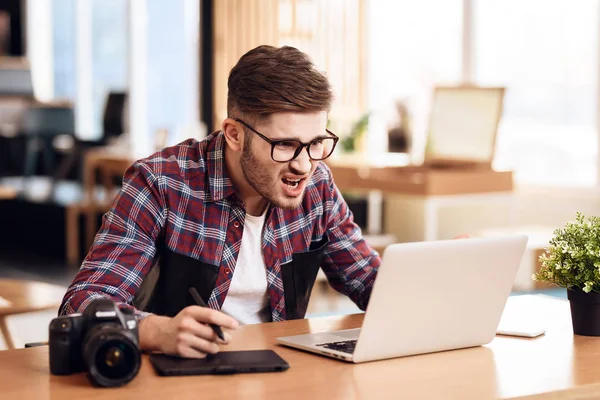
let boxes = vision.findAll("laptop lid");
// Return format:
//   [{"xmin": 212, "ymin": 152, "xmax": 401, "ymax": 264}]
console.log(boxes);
[{"xmin": 352, "ymin": 235, "xmax": 527, "ymax": 363}]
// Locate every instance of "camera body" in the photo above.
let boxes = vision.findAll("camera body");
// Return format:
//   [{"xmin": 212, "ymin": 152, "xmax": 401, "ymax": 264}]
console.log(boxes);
[{"xmin": 49, "ymin": 298, "xmax": 141, "ymax": 387}]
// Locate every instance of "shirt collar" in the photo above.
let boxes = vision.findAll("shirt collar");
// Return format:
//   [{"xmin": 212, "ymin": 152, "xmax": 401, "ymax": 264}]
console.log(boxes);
[{"xmin": 206, "ymin": 131, "xmax": 237, "ymax": 202}]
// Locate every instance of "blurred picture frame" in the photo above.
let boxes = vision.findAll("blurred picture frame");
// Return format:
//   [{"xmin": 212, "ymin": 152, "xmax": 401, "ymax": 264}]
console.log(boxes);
[{"xmin": 424, "ymin": 86, "xmax": 505, "ymax": 169}]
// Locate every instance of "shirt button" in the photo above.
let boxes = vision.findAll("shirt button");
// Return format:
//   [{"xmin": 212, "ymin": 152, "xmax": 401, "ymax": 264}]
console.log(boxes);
[
  {"xmin": 225, "ymin": 268, "xmax": 231, "ymax": 274},
  {"xmin": 233, "ymin": 221, "xmax": 240, "ymax": 228}
]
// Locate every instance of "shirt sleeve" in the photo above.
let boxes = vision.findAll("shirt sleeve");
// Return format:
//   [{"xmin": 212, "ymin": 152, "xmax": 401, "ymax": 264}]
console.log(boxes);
[
  {"xmin": 320, "ymin": 169, "xmax": 381, "ymax": 311},
  {"xmin": 59, "ymin": 160, "xmax": 166, "ymax": 319}
]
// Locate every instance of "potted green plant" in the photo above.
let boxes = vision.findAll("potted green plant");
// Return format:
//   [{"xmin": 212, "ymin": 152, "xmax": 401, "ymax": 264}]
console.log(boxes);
[
  {"xmin": 533, "ymin": 212, "xmax": 600, "ymax": 336},
  {"xmin": 340, "ymin": 113, "xmax": 370, "ymax": 153}
]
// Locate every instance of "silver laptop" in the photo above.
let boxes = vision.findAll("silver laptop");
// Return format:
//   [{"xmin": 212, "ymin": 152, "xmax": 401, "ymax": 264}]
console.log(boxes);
[{"xmin": 276, "ymin": 235, "xmax": 528, "ymax": 363}]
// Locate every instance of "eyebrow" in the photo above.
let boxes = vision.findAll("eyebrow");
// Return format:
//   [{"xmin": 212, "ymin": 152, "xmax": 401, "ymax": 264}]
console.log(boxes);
[{"xmin": 272, "ymin": 134, "xmax": 331, "ymax": 143}]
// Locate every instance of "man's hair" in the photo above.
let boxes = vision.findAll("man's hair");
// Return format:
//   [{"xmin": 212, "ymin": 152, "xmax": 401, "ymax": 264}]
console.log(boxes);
[{"xmin": 227, "ymin": 45, "xmax": 333, "ymax": 124}]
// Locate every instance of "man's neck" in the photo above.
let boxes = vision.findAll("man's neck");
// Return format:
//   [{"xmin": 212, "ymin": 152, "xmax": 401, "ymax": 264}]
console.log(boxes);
[
  {"xmin": 224, "ymin": 146, "xmax": 269, "ymax": 216},
  {"xmin": 244, "ymin": 197, "xmax": 269, "ymax": 217}
]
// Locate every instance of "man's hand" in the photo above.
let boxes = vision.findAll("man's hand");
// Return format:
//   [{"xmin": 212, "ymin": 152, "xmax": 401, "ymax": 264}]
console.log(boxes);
[{"xmin": 139, "ymin": 306, "xmax": 239, "ymax": 358}]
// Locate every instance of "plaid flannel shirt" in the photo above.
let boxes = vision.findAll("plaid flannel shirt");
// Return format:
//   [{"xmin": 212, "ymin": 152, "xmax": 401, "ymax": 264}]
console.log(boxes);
[{"xmin": 59, "ymin": 132, "xmax": 381, "ymax": 322}]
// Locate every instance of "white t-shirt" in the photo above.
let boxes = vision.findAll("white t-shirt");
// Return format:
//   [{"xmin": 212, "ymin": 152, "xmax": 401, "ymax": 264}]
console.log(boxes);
[{"xmin": 220, "ymin": 212, "xmax": 271, "ymax": 324}]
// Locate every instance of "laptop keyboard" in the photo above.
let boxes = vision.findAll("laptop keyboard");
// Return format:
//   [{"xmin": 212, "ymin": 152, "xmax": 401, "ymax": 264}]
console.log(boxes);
[{"xmin": 316, "ymin": 340, "xmax": 357, "ymax": 354}]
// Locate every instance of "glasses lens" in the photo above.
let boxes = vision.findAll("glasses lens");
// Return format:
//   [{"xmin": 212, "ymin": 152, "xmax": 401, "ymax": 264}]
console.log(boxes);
[
  {"xmin": 272, "ymin": 140, "xmax": 301, "ymax": 162},
  {"xmin": 308, "ymin": 138, "xmax": 336, "ymax": 160}
]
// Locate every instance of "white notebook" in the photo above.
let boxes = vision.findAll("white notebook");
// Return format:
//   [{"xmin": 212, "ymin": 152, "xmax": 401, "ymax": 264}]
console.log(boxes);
[{"xmin": 496, "ymin": 295, "xmax": 548, "ymax": 338}]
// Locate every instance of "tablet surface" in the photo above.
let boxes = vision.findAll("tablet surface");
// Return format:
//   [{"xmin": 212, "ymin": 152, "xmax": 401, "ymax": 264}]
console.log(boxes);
[{"xmin": 150, "ymin": 350, "xmax": 290, "ymax": 376}]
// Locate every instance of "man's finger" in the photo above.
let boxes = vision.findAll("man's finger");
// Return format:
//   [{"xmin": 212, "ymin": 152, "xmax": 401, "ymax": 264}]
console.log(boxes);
[
  {"xmin": 183, "ymin": 306, "xmax": 239, "ymax": 329},
  {"xmin": 178, "ymin": 332, "xmax": 220, "ymax": 355},
  {"xmin": 176, "ymin": 343, "xmax": 210, "ymax": 359},
  {"xmin": 217, "ymin": 331, "xmax": 232, "ymax": 344},
  {"xmin": 179, "ymin": 317, "xmax": 222, "ymax": 341}
]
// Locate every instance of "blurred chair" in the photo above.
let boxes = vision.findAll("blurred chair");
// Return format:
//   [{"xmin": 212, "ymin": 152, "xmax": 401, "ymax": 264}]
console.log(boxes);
[
  {"xmin": 100, "ymin": 91, "xmax": 128, "ymax": 145},
  {"xmin": 65, "ymin": 149, "xmax": 131, "ymax": 265},
  {"xmin": 62, "ymin": 92, "xmax": 129, "ymax": 265},
  {"xmin": 55, "ymin": 91, "xmax": 128, "ymax": 183},
  {"xmin": 20, "ymin": 104, "xmax": 75, "ymax": 179}
]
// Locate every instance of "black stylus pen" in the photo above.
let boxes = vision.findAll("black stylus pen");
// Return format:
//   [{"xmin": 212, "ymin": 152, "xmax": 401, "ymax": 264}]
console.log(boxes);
[{"xmin": 188, "ymin": 287, "xmax": 225, "ymax": 341}]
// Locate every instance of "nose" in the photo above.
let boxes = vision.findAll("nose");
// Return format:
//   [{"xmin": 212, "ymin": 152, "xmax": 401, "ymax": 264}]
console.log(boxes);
[{"xmin": 289, "ymin": 146, "xmax": 312, "ymax": 174}]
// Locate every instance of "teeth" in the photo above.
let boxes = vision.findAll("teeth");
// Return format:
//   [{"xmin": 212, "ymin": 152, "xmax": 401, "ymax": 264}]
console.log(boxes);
[{"xmin": 283, "ymin": 178, "xmax": 300, "ymax": 187}]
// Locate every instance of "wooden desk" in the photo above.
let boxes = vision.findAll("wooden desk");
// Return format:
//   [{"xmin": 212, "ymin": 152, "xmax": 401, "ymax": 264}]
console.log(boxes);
[
  {"xmin": 327, "ymin": 160, "xmax": 515, "ymax": 241},
  {"xmin": 1, "ymin": 296, "xmax": 599, "ymax": 399},
  {"xmin": 0, "ymin": 279, "xmax": 66, "ymax": 349},
  {"xmin": 328, "ymin": 163, "xmax": 513, "ymax": 196}
]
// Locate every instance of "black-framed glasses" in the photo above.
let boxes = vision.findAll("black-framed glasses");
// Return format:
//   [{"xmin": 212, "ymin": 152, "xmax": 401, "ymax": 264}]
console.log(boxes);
[{"xmin": 235, "ymin": 118, "xmax": 339, "ymax": 163}]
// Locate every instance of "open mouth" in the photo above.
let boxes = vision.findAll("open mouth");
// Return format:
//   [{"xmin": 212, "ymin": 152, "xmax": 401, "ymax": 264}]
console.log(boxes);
[
  {"xmin": 280, "ymin": 176, "xmax": 307, "ymax": 198},
  {"xmin": 282, "ymin": 178, "xmax": 301, "ymax": 188}
]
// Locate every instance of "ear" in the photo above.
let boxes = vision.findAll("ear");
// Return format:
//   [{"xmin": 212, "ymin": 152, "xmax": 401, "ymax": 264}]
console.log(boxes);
[{"xmin": 222, "ymin": 118, "xmax": 244, "ymax": 152}]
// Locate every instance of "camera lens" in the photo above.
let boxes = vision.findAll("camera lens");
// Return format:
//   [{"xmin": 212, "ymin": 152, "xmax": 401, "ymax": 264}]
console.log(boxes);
[
  {"xmin": 95, "ymin": 341, "xmax": 135, "ymax": 379},
  {"xmin": 104, "ymin": 345, "xmax": 124, "ymax": 368},
  {"xmin": 83, "ymin": 325, "xmax": 140, "ymax": 387}
]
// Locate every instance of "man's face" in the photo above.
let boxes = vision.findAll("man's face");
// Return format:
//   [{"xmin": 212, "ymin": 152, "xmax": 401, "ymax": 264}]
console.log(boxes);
[{"xmin": 239, "ymin": 111, "xmax": 329, "ymax": 209}]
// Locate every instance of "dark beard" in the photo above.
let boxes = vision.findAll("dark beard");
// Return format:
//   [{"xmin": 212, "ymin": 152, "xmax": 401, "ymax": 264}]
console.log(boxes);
[
  {"xmin": 240, "ymin": 147, "xmax": 269, "ymax": 198},
  {"xmin": 239, "ymin": 147, "xmax": 305, "ymax": 210}
]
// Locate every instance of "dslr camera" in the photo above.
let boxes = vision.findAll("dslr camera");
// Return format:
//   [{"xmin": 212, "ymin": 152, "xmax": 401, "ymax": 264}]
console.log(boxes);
[{"xmin": 49, "ymin": 298, "xmax": 141, "ymax": 387}]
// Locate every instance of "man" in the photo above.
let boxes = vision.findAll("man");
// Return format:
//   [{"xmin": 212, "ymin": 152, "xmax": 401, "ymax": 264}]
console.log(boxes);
[{"xmin": 60, "ymin": 45, "xmax": 380, "ymax": 358}]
